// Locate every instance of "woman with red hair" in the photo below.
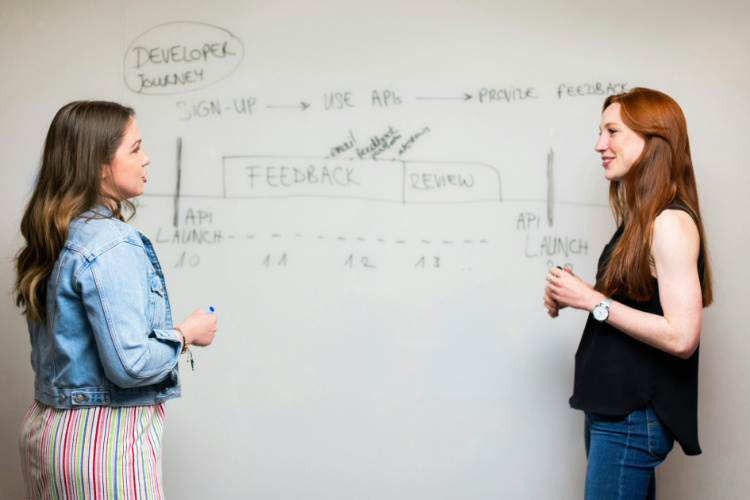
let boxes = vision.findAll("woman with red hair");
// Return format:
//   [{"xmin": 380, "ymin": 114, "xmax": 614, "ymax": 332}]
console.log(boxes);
[{"xmin": 544, "ymin": 88, "xmax": 712, "ymax": 499}]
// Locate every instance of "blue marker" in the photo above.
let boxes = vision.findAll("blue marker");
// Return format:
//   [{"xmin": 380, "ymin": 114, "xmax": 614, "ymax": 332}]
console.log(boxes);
[{"xmin": 205, "ymin": 306, "xmax": 215, "ymax": 314}]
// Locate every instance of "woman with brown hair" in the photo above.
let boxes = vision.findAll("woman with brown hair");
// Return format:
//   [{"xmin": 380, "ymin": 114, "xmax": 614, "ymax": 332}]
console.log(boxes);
[
  {"xmin": 543, "ymin": 88, "xmax": 712, "ymax": 499},
  {"xmin": 15, "ymin": 100, "xmax": 217, "ymax": 498}
]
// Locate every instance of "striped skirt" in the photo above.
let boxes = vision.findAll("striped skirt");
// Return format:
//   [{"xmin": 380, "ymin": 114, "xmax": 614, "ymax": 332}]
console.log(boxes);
[{"xmin": 19, "ymin": 400, "xmax": 166, "ymax": 500}]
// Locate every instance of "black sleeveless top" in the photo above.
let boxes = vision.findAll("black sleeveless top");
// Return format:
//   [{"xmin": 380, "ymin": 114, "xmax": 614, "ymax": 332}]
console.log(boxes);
[{"xmin": 569, "ymin": 204, "xmax": 704, "ymax": 455}]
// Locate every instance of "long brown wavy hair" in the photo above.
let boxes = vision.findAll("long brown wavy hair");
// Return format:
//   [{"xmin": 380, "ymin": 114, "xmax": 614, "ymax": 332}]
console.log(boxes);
[
  {"xmin": 596, "ymin": 88, "xmax": 712, "ymax": 307},
  {"xmin": 14, "ymin": 101, "xmax": 136, "ymax": 322}
]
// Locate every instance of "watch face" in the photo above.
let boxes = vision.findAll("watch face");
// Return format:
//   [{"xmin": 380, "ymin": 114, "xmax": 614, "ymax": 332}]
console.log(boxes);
[{"xmin": 593, "ymin": 305, "xmax": 608, "ymax": 321}]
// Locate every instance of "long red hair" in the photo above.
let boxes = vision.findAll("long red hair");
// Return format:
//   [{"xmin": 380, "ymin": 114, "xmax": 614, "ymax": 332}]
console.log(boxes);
[{"xmin": 596, "ymin": 87, "xmax": 712, "ymax": 306}]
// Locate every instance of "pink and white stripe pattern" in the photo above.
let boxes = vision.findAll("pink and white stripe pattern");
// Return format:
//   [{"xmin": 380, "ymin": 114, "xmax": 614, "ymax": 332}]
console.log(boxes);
[{"xmin": 19, "ymin": 400, "xmax": 165, "ymax": 499}]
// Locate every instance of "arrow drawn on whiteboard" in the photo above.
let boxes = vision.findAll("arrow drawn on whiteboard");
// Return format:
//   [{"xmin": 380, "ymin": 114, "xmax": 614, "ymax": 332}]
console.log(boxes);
[
  {"xmin": 265, "ymin": 102, "xmax": 311, "ymax": 111},
  {"xmin": 415, "ymin": 94, "xmax": 473, "ymax": 101}
]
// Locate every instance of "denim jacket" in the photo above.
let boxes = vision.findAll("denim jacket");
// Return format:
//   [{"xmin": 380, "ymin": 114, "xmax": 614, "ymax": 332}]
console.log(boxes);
[{"xmin": 29, "ymin": 207, "xmax": 182, "ymax": 408}]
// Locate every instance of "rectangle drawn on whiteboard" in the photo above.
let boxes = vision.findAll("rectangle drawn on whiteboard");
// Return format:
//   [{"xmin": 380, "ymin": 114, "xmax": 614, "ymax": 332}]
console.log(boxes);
[{"xmin": 222, "ymin": 156, "xmax": 502, "ymax": 204}]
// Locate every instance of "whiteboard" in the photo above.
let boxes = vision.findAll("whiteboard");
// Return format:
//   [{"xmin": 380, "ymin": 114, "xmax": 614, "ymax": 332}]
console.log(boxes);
[{"xmin": 1, "ymin": 1, "xmax": 749, "ymax": 498}]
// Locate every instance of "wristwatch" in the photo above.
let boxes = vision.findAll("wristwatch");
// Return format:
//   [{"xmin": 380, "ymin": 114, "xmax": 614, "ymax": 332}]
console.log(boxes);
[{"xmin": 592, "ymin": 298, "xmax": 613, "ymax": 322}]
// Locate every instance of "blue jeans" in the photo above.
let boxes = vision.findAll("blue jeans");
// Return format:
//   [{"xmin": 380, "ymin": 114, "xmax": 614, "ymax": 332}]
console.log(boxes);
[{"xmin": 584, "ymin": 406, "xmax": 674, "ymax": 499}]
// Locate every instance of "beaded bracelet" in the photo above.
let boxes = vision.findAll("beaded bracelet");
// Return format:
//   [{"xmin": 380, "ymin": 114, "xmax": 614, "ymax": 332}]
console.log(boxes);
[{"xmin": 174, "ymin": 326, "xmax": 194, "ymax": 371}]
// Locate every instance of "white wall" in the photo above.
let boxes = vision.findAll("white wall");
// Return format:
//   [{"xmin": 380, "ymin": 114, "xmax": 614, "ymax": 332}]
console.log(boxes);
[{"xmin": 1, "ymin": 1, "xmax": 748, "ymax": 498}]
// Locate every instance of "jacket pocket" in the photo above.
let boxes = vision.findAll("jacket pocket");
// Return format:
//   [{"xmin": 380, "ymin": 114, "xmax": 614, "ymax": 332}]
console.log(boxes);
[{"xmin": 148, "ymin": 273, "xmax": 167, "ymax": 328}]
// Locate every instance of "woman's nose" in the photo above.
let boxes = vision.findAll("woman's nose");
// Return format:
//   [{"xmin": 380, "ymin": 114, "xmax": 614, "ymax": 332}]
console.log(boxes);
[{"xmin": 594, "ymin": 135, "xmax": 607, "ymax": 152}]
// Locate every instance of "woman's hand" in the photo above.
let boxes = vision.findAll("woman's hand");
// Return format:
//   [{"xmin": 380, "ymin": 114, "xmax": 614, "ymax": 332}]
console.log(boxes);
[
  {"xmin": 544, "ymin": 266, "xmax": 605, "ymax": 317},
  {"xmin": 543, "ymin": 271, "xmax": 564, "ymax": 317},
  {"xmin": 176, "ymin": 308, "xmax": 218, "ymax": 347}
]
